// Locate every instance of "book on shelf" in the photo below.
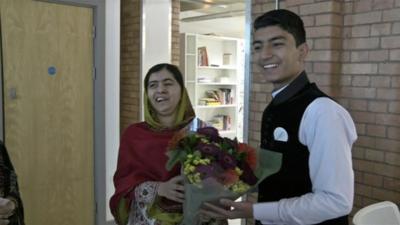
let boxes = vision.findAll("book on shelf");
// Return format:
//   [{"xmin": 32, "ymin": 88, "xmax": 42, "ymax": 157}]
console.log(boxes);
[
  {"xmin": 206, "ymin": 102, "xmax": 222, "ymax": 106},
  {"xmin": 219, "ymin": 88, "xmax": 232, "ymax": 104},
  {"xmin": 197, "ymin": 77, "xmax": 213, "ymax": 83},
  {"xmin": 201, "ymin": 89, "xmax": 233, "ymax": 105},
  {"xmin": 223, "ymin": 53, "xmax": 232, "ymax": 65},
  {"xmin": 197, "ymin": 46, "xmax": 209, "ymax": 66},
  {"xmin": 205, "ymin": 90, "xmax": 220, "ymax": 102},
  {"xmin": 198, "ymin": 98, "xmax": 221, "ymax": 106},
  {"xmin": 208, "ymin": 114, "xmax": 231, "ymax": 131}
]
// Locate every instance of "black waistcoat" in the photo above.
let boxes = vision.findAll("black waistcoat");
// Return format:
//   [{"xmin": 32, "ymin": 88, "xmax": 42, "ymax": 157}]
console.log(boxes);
[{"xmin": 257, "ymin": 72, "xmax": 348, "ymax": 225}]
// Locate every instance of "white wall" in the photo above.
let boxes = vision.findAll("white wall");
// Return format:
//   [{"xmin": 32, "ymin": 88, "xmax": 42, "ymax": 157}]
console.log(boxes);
[
  {"xmin": 141, "ymin": 0, "xmax": 172, "ymax": 68},
  {"xmin": 141, "ymin": 0, "xmax": 172, "ymax": 120},
  {"xmin": 105, "ymin": 0, "xmax": 120, "ymax": 221}
]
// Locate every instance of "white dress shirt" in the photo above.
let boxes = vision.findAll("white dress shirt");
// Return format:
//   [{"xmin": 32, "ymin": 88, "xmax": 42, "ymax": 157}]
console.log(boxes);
[{"xmin": 253, "ymin": 89, "xmax": 357, "ymax": 225}]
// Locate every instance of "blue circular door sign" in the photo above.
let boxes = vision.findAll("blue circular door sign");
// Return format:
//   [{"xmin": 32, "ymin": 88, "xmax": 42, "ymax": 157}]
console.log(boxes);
[{"xmin": 48, "ymin": 66, "xmax": 56, "ymax": 76}]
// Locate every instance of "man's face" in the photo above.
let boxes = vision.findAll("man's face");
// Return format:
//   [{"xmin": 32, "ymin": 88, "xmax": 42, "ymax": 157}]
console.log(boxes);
[
  {"xmin": 253, "ymin": 25, "xmax": 308, "ymax": 90},
  {"xmin": 147, "ymin": 69, "xmax": 182, "ymax": 118}
]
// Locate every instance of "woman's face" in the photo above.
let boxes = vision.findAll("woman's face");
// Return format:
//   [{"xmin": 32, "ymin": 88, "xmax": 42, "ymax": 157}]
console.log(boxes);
[{"xmin": 147, "ymin": 68, "xmax": 182, "ymax": 118}]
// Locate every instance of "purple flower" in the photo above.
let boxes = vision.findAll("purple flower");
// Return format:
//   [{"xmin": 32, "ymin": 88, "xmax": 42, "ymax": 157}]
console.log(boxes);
[
  {"xmin": 239, "ymin": 162, "xmax": 258, "ymax": 185},
  {"xmin": 196, "ymin": 143, "xmax": 220, "ymax": 158},
  {"xmin": 218, "ymin": 152, "xmax": 237, "ymax": 169},
  {"xmin": 197, "ymin": 127, "xmax": 221, "ymax": 142},
  {"xmin": 196, "ymin": 163, "xmax": 221, "ymax": 179}
]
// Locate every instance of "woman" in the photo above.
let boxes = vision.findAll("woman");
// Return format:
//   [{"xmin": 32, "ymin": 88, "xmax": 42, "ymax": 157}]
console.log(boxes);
[
  {"xmin": 0, "ymin": 141, "xmax": 24, "ymax": 225},
  {"xmin": 110, "ymin": 63, "xmax": 210, "ymax": 225}
]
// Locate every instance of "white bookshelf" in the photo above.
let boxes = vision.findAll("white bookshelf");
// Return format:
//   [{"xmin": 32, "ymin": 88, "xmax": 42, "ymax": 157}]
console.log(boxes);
[{"xmin": 180, "ymin": 33, "xmax": 244, "ymax": 140}]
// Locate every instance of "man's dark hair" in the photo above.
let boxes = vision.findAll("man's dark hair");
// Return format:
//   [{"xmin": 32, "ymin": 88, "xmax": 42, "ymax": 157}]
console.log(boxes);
[
  {"xmin": 254, "ymin": 9, "xmax": 306, "ymax": 46},
  {"xmin": 144, "ymin": 63, "xmax": 184, "ymax": 92}
]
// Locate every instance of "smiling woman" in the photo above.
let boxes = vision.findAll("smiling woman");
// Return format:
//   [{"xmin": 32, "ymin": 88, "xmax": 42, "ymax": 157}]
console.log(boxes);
[
  {"xmin": 110, "ymin": 63, "xmax": 211, "ymax": 225},
  {"xmin": 144, "ymin": 64, "xmax": 185, "ymax": 128}
]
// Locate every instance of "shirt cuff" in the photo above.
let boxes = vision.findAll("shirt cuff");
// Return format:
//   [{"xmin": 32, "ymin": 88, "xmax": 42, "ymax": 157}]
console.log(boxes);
[{"xmin": 253, "ymin": 201, "xmax": 281, "ymax": 224}]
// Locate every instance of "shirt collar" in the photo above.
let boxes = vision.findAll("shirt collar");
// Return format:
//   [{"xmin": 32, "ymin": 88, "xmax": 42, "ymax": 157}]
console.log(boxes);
[
  {"xmin": 271, "ymin": 71, "xmax": 310, "ymax": 105},
  {"xmin": 272, "ymin": 84, "xmax": 288, "ymax": 98}
]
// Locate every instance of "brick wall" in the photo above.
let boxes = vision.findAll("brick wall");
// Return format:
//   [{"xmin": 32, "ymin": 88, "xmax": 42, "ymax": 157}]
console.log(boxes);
[
  {"xmin": 120, "ymin": 0, "xmax": 141, "ymax": 131},
  {"xmin": 341, "ymin": 0, "xmax": 400, "ymax": 213},
  {"xmin": 171, "ymin": 0, "xmax": 180, "ymax": 66},
  {"xmin": 249, "ymin": 0, "xmax": 400, "ymax": 223}
]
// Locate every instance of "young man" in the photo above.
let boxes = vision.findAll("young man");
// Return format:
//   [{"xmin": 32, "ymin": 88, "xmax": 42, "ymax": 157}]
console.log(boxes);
[{"xmin": 201, "ymin": 9, "xmax": 357, "ymax": 225}]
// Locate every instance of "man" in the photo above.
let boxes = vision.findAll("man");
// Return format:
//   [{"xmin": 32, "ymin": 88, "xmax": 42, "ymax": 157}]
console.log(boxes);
[{"xmin": 200, "ymin": 9, "xmax": 357, "ymax": 225}]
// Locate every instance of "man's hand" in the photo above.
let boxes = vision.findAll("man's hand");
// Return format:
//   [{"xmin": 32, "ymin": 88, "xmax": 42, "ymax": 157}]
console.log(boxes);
[
  {"xmin": 157, "ymin": 175, "xmax": 184, "ymax": 203},
  {"xmin": 200, "ymin": 198, "xmax": 253, "ymax": 220}
]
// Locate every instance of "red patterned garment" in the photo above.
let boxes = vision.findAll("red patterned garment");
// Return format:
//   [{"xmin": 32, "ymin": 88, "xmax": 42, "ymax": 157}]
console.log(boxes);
[{"xmin": 109, "ymin": 122, "xmax": 181, "ymax": 225}]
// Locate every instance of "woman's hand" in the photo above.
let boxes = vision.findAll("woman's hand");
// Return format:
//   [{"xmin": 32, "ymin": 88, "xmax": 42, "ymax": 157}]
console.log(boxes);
[
  {"xmin": 157, "ymin": 175, "xmax": 184, "ymax": 203},
  {"xmin": 0, "ymin": 197, "xmax": 16, "ymax": 225}
]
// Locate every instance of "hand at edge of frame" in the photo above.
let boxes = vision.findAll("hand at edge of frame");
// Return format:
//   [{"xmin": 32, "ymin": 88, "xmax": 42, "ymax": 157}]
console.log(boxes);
[
  {"xmin": 200, "ymin": 198, "xmax": 253, "ymax": 220},
  {"xmin": 0, "ymin": 197, "xmax": 15, "ymax": 217}
]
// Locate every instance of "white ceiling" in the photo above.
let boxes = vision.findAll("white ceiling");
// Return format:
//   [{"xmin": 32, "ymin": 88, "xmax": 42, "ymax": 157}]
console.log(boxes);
[
  {"xmin": 180, "ymin": 0, "xmax": 244, "ymax": 12},
  {"xmin": 180, "ymin": 0, "xmax": 246, "ymax": 38}
]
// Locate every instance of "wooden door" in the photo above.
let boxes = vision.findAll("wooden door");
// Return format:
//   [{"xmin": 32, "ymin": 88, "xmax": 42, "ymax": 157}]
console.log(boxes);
[{"xmin": 0, "ymin": 0, "xmax": 94, "ymax": 224}]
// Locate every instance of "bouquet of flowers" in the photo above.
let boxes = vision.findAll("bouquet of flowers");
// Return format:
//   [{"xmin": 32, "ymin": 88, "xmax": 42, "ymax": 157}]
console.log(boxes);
[{"xmin": 165, "ymin": 127, "xmax": 282, "ymax": 224}]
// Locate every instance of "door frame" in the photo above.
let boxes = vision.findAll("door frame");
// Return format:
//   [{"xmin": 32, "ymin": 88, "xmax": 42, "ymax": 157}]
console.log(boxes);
[
  {"xmin": 0, "ymin": 16, "xmax": 3, "ymax": 143},
  {"xmin": 0, "ymin": 0, "xmax": 120, "ymax": 225}
]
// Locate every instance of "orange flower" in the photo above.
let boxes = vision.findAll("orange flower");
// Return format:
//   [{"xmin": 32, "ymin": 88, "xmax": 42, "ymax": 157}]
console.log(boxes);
[
  {"xmin": 238, "ymin": 143, "xmax": 257, "ymax": 170},
  {"xmin": 168, "ymin": 128, "xmax": 188, "ymax": 150},
  {"xmin": 219, "ymin": 169, "xmax": 239, "ymax": 187}
]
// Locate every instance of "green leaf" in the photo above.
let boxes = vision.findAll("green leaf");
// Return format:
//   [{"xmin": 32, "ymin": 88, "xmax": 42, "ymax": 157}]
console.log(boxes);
[
  {"xmin": 166, "ymin": 149, "xmax": 186, "ymax": 171},
  {"xmin": 219, "ymin": 141, "xmax": 229, "ymax": 151},
  {"xmin": 237, "ymin": 152, "xmax": 246, "ymax": 161},
  {"xmin": 188, "ymin": 134, "xmax": 199, "ymax": 147}
]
